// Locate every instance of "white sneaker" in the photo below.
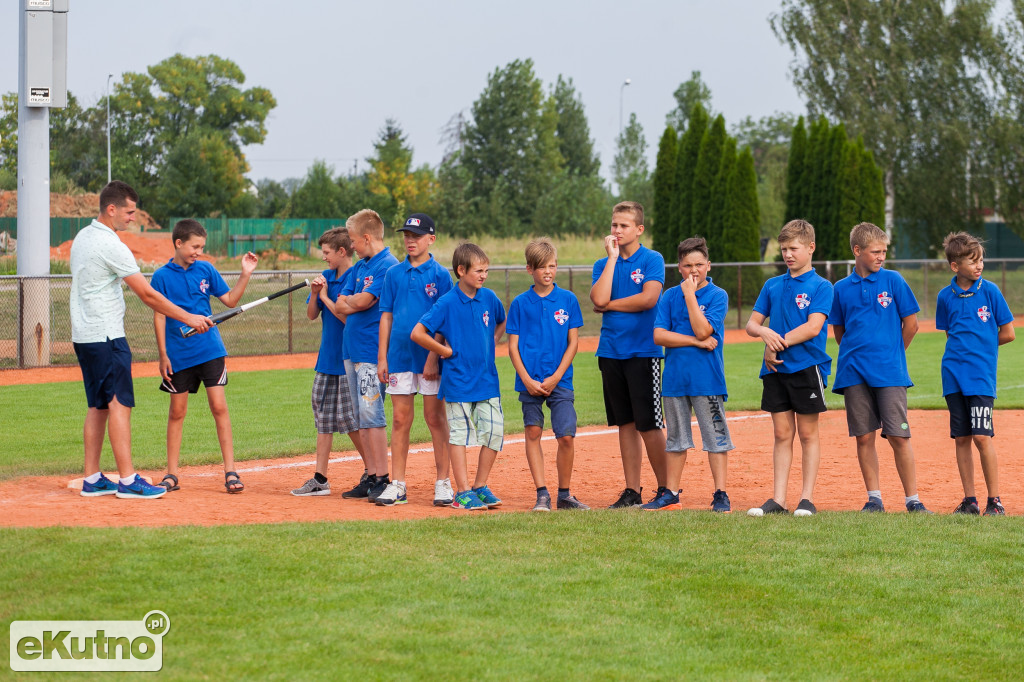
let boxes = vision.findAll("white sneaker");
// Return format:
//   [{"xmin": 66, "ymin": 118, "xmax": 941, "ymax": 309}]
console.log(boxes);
[
  {"xmin": 374, "ymin": 481, "xmax": 407, "ymax": 506},
  {"xmin": 291, "ymin": 477, "xmax": 330, "ymax": 497},
  {"xmin": 433, "ymin": 478, "xmax": 454, "ymax": 507}
]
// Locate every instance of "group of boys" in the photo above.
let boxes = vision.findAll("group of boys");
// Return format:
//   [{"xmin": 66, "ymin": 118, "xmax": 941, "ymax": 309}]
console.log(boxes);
[{"xmin": 73, "ymin": 183, "xmax": 1014, "ymax": 516}]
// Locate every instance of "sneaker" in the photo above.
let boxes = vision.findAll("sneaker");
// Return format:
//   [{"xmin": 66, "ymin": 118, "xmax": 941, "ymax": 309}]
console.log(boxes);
[
  {"xmin": 115, "ymin": 474, "xmax": 167, "ymax": 500},
  {"xmin": 291, "ymin": 477, "xmax": 330, "ymax": 497},
  {"xmin": 473, "ymin": 485, "xmax": 502, "ymax": 508},
  {"xmin": 640, "ymin": 488, "xmax": 681, "ymax": 511},
  {"xmin": 433, "ymin": 478, "xmax": 454, "ymax": 507},
  {"xmin": 367, "ymin": 475, "xmax": 390, "ymax": 503},
  {"xmin": 533, "ymin": 491, "xmax": 552, "ymax": 512},
  {"xmin": 793, "ymin": 499, "xmax": 817, "ymax": 517},
  {"xmin": 608, "ymin": 488, "xmax": 643, "ymax": 509},
  {"xmin": 953, "ymin": 498, "xmax": 980, "ymax": 515},
  {"xmin": 747, "ymin": 498, "xmax": 788, "ymax": 517},
  {"xmin": 81, "ymin": 473, "xmax": 118, "ymax": 497},
  {"xmin": 341, "ymin": 472, "xmax": 372, "ymax": 499},
  {"xmin": 711, "ymin": 490, "xmax": 731, "ymax": 513},
  {"xmin": 452, "ymin": 490, "xmax": 487, "ymax": 511},
  {"xmin": 556, "ymin": 495, "xmax": 590, "ymax": 510},
  {"xmin": 905, "ymin": 500, "xmax": 933, "ymax": 514},
  {"xmin": 861, "ymin": 498, "xmax": 885, "ymax": 513},
  {"xmin": 984, "ymin": 497, "xmax": 1005, "ymax": 516},
  {"xmin": 375, "ymin": 481, "xmax": 407, "ymax": 506}
]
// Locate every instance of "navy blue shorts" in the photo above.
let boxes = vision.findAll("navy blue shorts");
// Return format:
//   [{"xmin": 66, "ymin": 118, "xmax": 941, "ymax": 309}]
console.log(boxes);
[
  {"xmin": 74, "ymin": 337, "xmax": 135, "ymax": 409},
  {"xmin": 945, "ymin": 392, "xmax": 995, "ymax": 438},
  {"xmin": 519, "ymin": 386, "xmax": 577, "ymax": 438}
]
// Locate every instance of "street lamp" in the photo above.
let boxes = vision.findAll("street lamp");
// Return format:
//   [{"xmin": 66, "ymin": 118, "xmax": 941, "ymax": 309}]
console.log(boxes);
[
  {"xmin": 619, "ymin": 78, "xmax": 631, "ymax": 136},
  {"xmin": 106, "ymin": 73, "xmax": 113, "ymax": 184}
]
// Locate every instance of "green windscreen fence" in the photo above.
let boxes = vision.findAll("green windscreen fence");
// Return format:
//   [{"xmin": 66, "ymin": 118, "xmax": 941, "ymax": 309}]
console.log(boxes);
[
  {"xmin": 0, "ymin": 217, "xmax": 94, "ymax": 249},
  {"xmin": 168, "ymin": 218, "xmax": 345, "ymax": 257}
]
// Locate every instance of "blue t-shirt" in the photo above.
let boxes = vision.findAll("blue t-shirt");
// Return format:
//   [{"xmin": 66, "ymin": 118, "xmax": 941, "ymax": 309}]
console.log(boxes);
[
  {"xmin": 151, "ymin": 259, "xmax": 229, "ymax": 370},
  {"xmin": 591, "ymin": 244, "xmax": 665, "ymax": 359},
  {"xmin": 341, "ymin": 247, "xmax": 399, "ymax": 364},
  {"xmin": 935, "ymin": 277, "xmax": 1014, "ymax": 398},
  {"xmin": 309, "ymin": 267, "xmax": 348, "ymax": 376},
  {"xmin": 829, "ymin": 268, "xmax": 919, "ymax": 392},
  {"xmin": 338, "ymin": 267, "xmax": 357, "ymax": 362},
  {"xmin": 419, "ymin": 286, "xmax": 506, "ymax": 403},
  {"xmin": 506, "ymin": 284, "xmax": 584, "ymax": 393},
  {"xmin": 379, "ymin": 255, "xmax": 453, "ymax": 374},
  {"xmin": 655, "ymin": 277, "xmax": 728, "ymax": 399},
  {"xmin": 752, "ymin": 268, "xmax": 834, "ymax": 382}
]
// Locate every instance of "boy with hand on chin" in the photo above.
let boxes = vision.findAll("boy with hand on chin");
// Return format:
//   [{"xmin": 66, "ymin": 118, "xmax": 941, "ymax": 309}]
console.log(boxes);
[{"xmin": 411, "ymin": 243, "xmax": 506, "ymax": 511}]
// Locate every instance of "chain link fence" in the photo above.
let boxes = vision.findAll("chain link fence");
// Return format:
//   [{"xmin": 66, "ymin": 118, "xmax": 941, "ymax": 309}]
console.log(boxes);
[{"xmin": 3, "ymin": 259, "xmax": 1023, "ymax": 369}]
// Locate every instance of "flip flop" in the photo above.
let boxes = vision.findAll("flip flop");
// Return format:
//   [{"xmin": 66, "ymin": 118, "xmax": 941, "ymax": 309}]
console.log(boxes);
[
  {"xmin": 224, "ymin": 471, "xmax": 244, "ymax": 494},
  {"xmin": 159, "ymin": 473, "xmax": 180, "ymax": 492}
]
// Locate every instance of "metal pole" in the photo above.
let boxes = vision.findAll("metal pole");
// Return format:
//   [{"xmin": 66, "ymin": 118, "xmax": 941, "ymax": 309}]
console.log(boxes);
[
  {"xmin": 618, "ymin": 78, "xmax": 631, "ymax": 136},
  {"xmin": 106, "ymin": 73, "xmax": 113, "ymax": 183}
]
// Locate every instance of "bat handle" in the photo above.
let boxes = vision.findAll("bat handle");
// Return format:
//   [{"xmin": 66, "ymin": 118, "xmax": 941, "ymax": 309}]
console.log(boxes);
[{"xmin": 180, "ymin": 325, "xmax": 197, "ymax": 338}]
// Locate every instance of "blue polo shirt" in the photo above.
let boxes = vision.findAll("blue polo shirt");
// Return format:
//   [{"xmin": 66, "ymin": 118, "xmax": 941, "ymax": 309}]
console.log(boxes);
[
  {"xmin": 936, "ymin": 277, "xmax": 1014, "ymax": 398},
  {"xmin": 591, "ymin": 244, "xmax": 665, "ymax": 359},
  {"xmin": 341, "ymin": 247, "xmax": 399, "ymax": 364},
  {"xmin": 308, "ymin": 267, "xmax": 349, "ymax": 376},
  {"xmin": 829, "ymin": 268, "xmax": 919, "ymax": 392},
  {"xmin": 752, "ymin": 268, "xmax": 834, "ymax": 382},
  {"xmin": 151, "ymin": 260, "xmax": 230, "ymax": 370},
  {"xmin": 419, "ymin": 285, "xmax": 506, "ymax": 403},
  {"xmin": 506, "ymin": 284, "xmax": 584, "ymax": 392},
  {"xmin": 655, "ymin": 277, "xmax": 729, "ymax": 399},
  {"xmin": 379, "ymin": 255, "xmax": 453, "ymax": 373}
]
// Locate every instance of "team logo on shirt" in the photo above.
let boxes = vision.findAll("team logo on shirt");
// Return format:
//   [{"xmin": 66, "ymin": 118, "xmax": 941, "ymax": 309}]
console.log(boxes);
[
  {"xmin": 699, "ymin": 304, "xmax": 707, "ymax": 312},
  {"xmin": 630, "ymin": 269, "xmax": 644, "ymax": 284},
  {"xmin": 554, "ymin": 309, "xmax": 569, "ymax": 325},
  {"xmin": 977, "ymin": 306, "xmax": 991, "ymax": 322},
  {"xmin": 362, "ymin": 275, "xmax": 373, "ymax": 291},
  {"xmin": 877, "ymin": 291, "xmax": 892, "ymax": 308},
  {"xmin": 425, "ymin": 282, "xmax": 438, "ymax": 298},
  {"xmin": 199, "ymin": 278, "xmax": 210, "ymax": 294},
  {"xmin": 483, "ymin": 311, "xmax": 490, "ymax": 327},
  {"xmin": 795, "ymin": 293, "xmax": 811, "ymax": 309}
]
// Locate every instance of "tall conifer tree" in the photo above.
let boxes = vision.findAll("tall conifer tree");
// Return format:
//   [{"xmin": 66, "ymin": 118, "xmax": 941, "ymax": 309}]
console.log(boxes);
[
  {"xmin": 652, "ymin": 125, "xmax": 678, "ymax": 258},
  {"xmin": 674, "ymin": 103, "xmax": 710, "ymax": 246},
  {"xmin": 691, "ymin": 115, "xmax": 727, "ymax": 244}
]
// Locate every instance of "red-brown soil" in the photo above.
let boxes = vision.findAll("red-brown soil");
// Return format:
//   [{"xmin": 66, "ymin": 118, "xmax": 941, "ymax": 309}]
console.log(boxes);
[
  {"xmin": 49, "ymin": 230, "xmax": 218, "ymax": 267},
  {"xmin": 0, "ymin": 191, "xmax": 161, "ymax": 229}
]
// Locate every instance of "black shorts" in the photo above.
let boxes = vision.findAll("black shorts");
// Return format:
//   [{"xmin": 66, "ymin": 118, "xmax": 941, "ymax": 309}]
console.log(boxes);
[
  {"xmin": 761, "ymin": 365, "xmax": 827, "ymax": 415},
  {"xmin": 598, "ymin": 356, "xmax": 664, "ymax": 432},
  {"xmin": 159, "ymin": 357, "xmax": 228, "ymax": 394},
  {"xmin": 945, "ymin": 392, "xmax": 995, "ymax": 438},
  {"xmin": 74, "ymin": 337, "xmax": 135, "ymax": 409}
]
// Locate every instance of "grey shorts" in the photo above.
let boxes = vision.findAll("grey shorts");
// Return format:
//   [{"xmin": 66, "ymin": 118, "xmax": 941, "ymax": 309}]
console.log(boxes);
[
  {"xmin": 842, "ymin": 384, "xmax": 910, "ymax": 438},
  {"xmin": 664, "ymin": 395, "xmax": 734, "ymax": 453}
]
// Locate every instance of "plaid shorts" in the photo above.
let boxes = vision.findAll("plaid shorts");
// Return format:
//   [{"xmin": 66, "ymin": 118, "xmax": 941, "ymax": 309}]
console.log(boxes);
[
  {"xmin": 446, "ymin": 397, "xmax": 504, "ymax": 451},
  {"xmin": 312, "ymin": 372, "xmax": 357, "ymax": 435}
]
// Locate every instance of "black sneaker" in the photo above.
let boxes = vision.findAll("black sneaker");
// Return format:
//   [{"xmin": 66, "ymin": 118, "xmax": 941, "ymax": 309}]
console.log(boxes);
[
  {"xmin": 747, "ymin": 498, "xmax": 788, "ymax": 517},
  {"xmin": 794, "ymin": 499, "xmax": 817, "ymax": 517},
  {"xmin": 861, "ymin": 498, "xmax": 885, "ymax": 513},
  {"xmin": 984, "ymin": 497, "xmax": 1005, "ymax": 516},
  {"xmin": 953, "ymin": 498, "xmax": 980, "ymax": 515},
  {"xmin": 906, "ymin": 500, "xmax": 933, "ymax": 514},
  {"xmin": 341, "ymin": 472, "xmax": 372, "ymax": 499},
  {"xmin": 556, "ymin": 495, "xmax": 590, "ymax": 510},
  {"xmin": 608, "ymin": 488, "xmax": 642, "ymax": 509},
  {"xmin": 367, "ymin": 475, "xmax": 390, "ymax": 503}
]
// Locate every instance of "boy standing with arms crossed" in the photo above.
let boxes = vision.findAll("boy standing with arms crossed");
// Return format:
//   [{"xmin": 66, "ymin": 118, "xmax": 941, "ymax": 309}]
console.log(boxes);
[
  {"xmin": 829, "ymin": 222, "xmax": 931, "ymax": 513},
  {"xmin": 507, "ymin": 238, "xmax": 588, "ymax": 511},
  {"xmin": 649, "ymin": 237, "xmax": 735, "ymax": 512},
  {"xmin": 375, "ymin": 213, "xmax": 454, "ymax": 507},
  {"xmin": 745, "ymin": 220, "xmax": 833, "ymax": 517},
  {"xmin": 590, "ymin": 201, "xmax": 668, "ymax": 508},
  {"xmin": 936, "ymin": 232, "xmax": 1015, "ymax": 515},
  {"xmin": 152, "ymin": 219, "xmax": 258, "ymax": 493},
  {"xmin": 411, "ymin": 243, "xmax": 506, "ymax": 511}
]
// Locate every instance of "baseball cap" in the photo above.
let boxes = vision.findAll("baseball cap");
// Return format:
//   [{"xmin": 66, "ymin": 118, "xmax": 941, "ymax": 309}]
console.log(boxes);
[{"xmin": 398, "ymin": 213, "xmax": 435, "ymax": 236}]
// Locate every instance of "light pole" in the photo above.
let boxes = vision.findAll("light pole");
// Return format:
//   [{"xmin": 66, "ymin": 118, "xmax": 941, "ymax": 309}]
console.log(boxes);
[
  {"xmin": 106, "ymin": 73, "xmax": 113, "ymax": 183},
  {"xmin": 619, "ymin": 78, "xmax": 631, "ymax": 136}
]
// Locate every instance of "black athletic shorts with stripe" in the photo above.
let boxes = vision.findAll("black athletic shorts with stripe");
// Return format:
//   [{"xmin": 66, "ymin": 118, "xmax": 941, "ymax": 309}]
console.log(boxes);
[
  {"xmin": 760, "ymin": 364, "xmax": 828, "ymax": 414},
  {"xmin": 598, "ymin": 356, "xmax": 664, "ymax": 432},
  {"xmin": 159, "ymin": 357, "xmax": 228, "ymax": 394}
]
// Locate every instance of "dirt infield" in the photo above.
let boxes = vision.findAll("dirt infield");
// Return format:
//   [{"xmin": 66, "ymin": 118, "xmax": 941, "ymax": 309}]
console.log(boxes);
[{"xmin": 1, "ymin": 409, "xmax": 1019, "ymax": 527}]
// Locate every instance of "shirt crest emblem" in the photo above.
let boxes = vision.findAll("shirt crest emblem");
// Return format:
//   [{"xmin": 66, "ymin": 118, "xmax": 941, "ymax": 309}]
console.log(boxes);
[
  {"xmin": 199, "ymin": 278, "xmax": 210, "ymax": 294},
  {"xmin": 795, "ymin": 292, "xmax": 810, "ymax": 309},
  {"xmin": 877, "ymin": 291, "xmax": 892, "ymax": 308},
  {"xmin": 554, "ymin": 309, "xmax": 569, "ymax": 325},
  {"xmin": 362, "ymin": 275, "xmax": 373, "ymax": 291},
  {"xmin": 483, "ymin": 311, "xmax": 490, "ymax": 327},
  {"xmin": 977, "ymin": 306, "xmax": 991, "ymax": 322},
  {"xmin": 425, "ymin": 282, "xmax": 438, "ymax": 298},
  {"xmin": 630, "ymin": 269, "xmax": 644, "ymax": 284}
]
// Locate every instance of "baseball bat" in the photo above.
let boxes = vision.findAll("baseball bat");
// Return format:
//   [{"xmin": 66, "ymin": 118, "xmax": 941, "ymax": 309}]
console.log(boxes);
[{"xmin": 179, "ymin": 279, "xmax": 310, "ymax": 337}]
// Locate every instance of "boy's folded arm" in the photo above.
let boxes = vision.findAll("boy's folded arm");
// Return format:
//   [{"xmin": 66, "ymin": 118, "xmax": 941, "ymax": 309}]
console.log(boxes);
[
  {"xmin": 783, "ymin": 313, "xmax": 828, "ymax": 346},
  {"xmin": 345, "ymin": 291, "xmax": 378, "ymax": 312},
  {"xmin": 654, "ymin": 327, "xmax": 700, "ymax": 348},
  {"xmin": 306, "ymin": 293, "xmax": 320, "ymax": 320},
  {"xmin": 603, "ymin": 281, "xmax": 662, "ymax": 312},
  {"xmin": 998, "ymin": 322, "xmax": 1015, "ymax": 345},
  {"xmin": 901, "ymin": 314, "xmax": 918, "ymax": 349}
]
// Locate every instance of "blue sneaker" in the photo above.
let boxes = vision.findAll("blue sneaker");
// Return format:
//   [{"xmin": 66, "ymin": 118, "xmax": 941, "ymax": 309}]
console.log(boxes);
[
  {"xmin": 452, "ymin": 490, "xmax": 487, "ymax": 511},
  {"xmin": 640, "ymin": 488, "xmax": 681, "ymax": 511},
  {"xmin": 711, "ymin": 490, "xmax": 731, "ymax": 513},
  {"xmin": 861, "ymin": 499, "xmax": 886, "ymax": 513},
  {"xmin": 115, "ymin": 474, "xmax": 167, "ymax": 499},
  {"xmin": 81, "ymin": 473, "xmax": 118, "ymax": 497},
  {"xmin": 472, "ymin": 485, "xmax": 502, "ymax": 508}
]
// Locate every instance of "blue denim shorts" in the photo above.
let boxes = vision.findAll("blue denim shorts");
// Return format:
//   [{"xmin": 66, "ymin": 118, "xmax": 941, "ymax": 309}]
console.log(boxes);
[
  {"xmin": 519, "ymin": 385, "xmax": 577, "ymax": 438},
  {"xmin": 344, "ymin": 360, "xmax": 387, "ymax": 429}
]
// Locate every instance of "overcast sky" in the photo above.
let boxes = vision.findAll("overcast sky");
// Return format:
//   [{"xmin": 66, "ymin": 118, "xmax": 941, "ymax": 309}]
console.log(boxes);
[{"xmin": 4, "ymin": 0, "xmax": 807, "ymax": 184}]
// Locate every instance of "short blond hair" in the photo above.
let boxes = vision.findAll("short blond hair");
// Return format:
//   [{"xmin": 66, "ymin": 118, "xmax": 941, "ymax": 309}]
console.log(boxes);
[
  {"xmin": 612, "ymin": 201, "xmax": 644, "ymax": 226},
  {"xmin": 942, "ymin": 231, "xmax": 984, "ymax": 264},
  {"xmin": 850, "ymin": 222, "xmax": 889, "ymax": 252},
  {"xmin": 452, "ymin": 242, "xmax": 489, "ymax": 279},
  {"xmin": 347, "ymin": 209, "xmax": 384, "ymax": 240},
  {"xmin": 778, "ymin": 219, "xmax": 815, "ymax": 246},
  {"xmin": 525, "ymin": 237, "xmax": 557, "ymax": 270}
]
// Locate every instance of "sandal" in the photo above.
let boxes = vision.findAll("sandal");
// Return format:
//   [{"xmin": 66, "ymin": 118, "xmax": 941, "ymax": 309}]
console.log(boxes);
[
  {"xmin": 159, "ymin": 473, "xmax": 180, "ymax": 492},
  {"xmin": 224, "ymin": 471, "xmax": 244, "ymax": 494}
]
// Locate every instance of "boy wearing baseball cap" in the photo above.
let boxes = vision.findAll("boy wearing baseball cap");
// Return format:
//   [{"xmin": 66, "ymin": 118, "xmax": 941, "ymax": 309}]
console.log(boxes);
[{"xmin": 375, "ymin": 213, "xmax": 455, "ymax": 506}]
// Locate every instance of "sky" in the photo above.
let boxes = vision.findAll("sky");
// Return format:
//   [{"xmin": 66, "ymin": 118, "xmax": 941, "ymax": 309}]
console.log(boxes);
[{"xmin": 4, "ymin": 0, "xmax": 807, "ymax": 185}]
